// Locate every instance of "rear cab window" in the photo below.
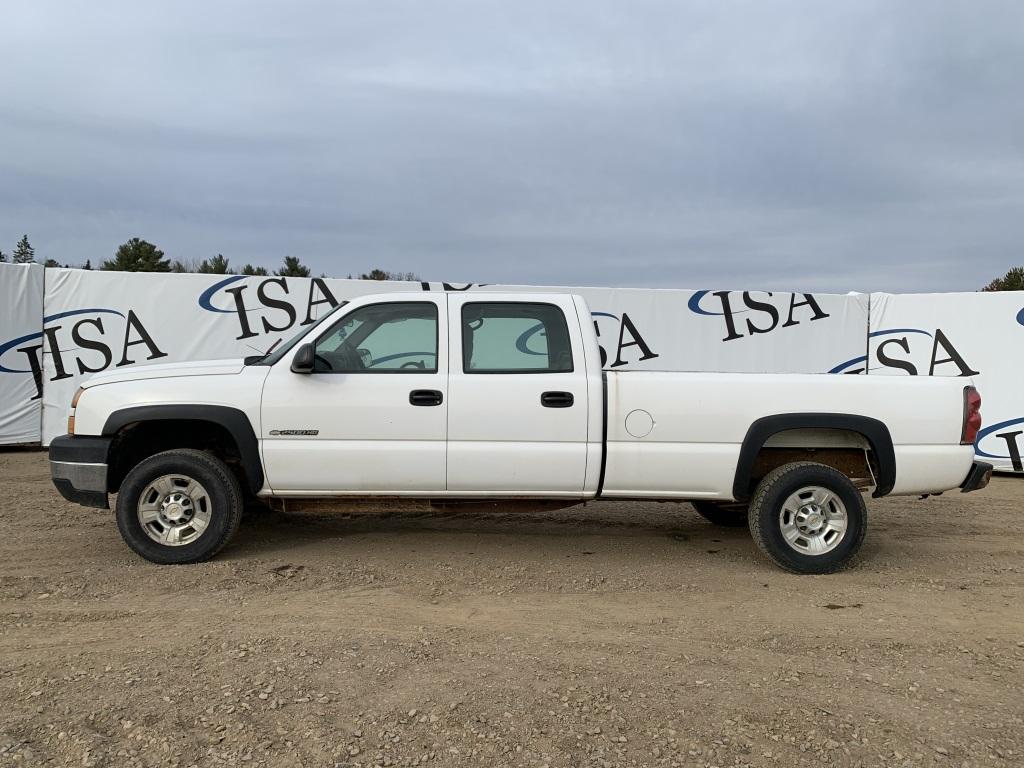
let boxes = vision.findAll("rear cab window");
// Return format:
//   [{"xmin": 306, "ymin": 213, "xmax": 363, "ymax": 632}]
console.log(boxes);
[{"xmin": 461, "ymin": 302, "xmax": 573, "ymax": 373}]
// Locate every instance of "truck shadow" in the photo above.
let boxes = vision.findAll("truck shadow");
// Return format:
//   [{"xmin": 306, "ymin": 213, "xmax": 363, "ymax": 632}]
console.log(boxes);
[{"xmin": 226, "ymin": 501, "xmax": 754, "ymax": 558}]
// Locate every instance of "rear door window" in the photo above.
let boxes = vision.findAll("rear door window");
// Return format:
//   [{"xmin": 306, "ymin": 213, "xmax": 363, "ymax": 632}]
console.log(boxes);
[{"xmin": 461, "ymin": 302, "xmax": 573, "ymax": 373}]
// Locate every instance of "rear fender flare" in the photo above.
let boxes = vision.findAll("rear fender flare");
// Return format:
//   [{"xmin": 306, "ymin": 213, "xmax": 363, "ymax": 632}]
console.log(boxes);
[{"xmin": 732, "ymin": 413, "xmax": 895, "ymax": 501}]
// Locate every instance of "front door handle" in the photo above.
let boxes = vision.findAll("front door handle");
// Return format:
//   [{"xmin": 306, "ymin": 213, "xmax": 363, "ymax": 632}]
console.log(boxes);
[
  {"xmin": 540, "ymin": 391, "xmax": 574, "ymax": 408},
  {"xmin": 409, "ymin": 389, "xmax": 444, "ymax": 406}
]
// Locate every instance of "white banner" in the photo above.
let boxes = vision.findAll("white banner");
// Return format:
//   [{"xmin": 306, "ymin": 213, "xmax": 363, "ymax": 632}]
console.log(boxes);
[
  {"xmin": 1, "ymin": 267, "xmax": 1015, "ymax": 472},
  {"xmin": 863, "ymin": 291, "xmax": 1024, "ymax": 473},
  {"xmin": 0, "ymin": 263, "xmax": 45, "ymax": 444},
  {"xmin": 6, "ymin": 267, "xmax": 1021, "ymax": 473},
  {"xmin": 35, "ymin": 269, "xmax": 869, "ymax": 444}
]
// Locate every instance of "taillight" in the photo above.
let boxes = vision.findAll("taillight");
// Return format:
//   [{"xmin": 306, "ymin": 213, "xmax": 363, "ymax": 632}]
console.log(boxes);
[{"xmin": 961, "ymin": 386, "xmax": 982, "ymax": 445}]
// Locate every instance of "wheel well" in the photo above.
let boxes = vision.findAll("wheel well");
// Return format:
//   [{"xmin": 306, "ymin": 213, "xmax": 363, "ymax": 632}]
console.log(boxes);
[
  {"xmin": 107, "ymin": 420, "xmax": 245, "ymax": 493},
  {"xmin": 733, "ymin": 415, "xmax": 896, "ymax": 501},
  {"xmin": 750, "ymin": 428, "xmax": 878, "ymax": 495}
]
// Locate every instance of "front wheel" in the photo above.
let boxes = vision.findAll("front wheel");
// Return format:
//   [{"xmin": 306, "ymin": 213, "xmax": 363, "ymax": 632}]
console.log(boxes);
[
  {"xmin": 115, "ymin": 449, "xmax": 243, "ymax": 564},
  {"xmin": 748, "ymin": 462, "xmax": 867, "ymax": 574}
]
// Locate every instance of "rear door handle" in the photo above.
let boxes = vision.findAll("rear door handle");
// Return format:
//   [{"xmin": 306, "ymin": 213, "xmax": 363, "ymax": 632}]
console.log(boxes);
[
  {"xmin": 540, "ymin": 391, "xmax": 574, "ymax": 408},
  {"xmin": 409, "ymin": 389, "xmax": 443, "ymax": 406}
]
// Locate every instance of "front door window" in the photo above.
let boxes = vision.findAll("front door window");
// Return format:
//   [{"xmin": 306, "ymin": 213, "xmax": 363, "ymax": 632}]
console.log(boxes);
[{"xmin": 313, "ymin": 302, "xmax": 438, "ymax": 373}]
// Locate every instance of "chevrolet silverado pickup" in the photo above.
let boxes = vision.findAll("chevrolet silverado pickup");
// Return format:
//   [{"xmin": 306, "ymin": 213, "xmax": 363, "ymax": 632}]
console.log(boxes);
[{"xmin": 49, "ymin": 292, "xmax": 991, "ymax": 573}]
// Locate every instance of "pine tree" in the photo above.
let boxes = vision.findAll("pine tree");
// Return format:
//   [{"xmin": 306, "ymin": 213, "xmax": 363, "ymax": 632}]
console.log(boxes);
[
  {"xmin": 0, "ymin": 250, "xmax": 7, "ymax": 262},
  {"xmin": 198, "ymin": 254, "xmax": 232, "ymax": 274},
  {"xmin": 83, "ymin": 259, "xmax": 92, "ymax": 270},
  {"xmin": 45, "ymin": 259, "xmax": 61, "ymax": 267},
  {"xmin": 101, "ymin": 238, "xmax": 171, "ymax": 272},
  {"xmin": 170, "ymin": 258, "xmax": 200, "ymax": 273},
  {"xmin": 982, "ymin": 267, "xmax": 1024, "ymax": 291},
  {"xmin": 13, "ymin": 235, "xmax": 35, "ymax": 263},
  {"xmin": 241, "ymin": 264, "xmax": 269, "ymax": 276},
  {"xmin": 359, "ymin": 268, "xmax": 420, "ymax": 281},
  {"xmin": 275, "ymin": 256, "xmax": 310, "ymax": 278}
]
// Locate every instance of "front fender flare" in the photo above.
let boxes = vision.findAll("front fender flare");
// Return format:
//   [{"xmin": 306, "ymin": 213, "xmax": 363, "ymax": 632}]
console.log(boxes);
[{"xmin": 102, "ymin": 405, "xmax": 263, "ymax": 494}]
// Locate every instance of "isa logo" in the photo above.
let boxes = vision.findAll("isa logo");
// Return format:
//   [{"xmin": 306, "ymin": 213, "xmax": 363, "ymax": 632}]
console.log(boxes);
[
  {"xmin": 199, "ymin": 277, "xmax": 500, "ymax": 340},
  {"xmin": 687, "ymin": 290, "xmax": 831, "ymax": 342},
  {"xmin": 829, "ymin": 328, "xmax": 978, "ymax": 376},
  {"xmin": 198, "ymin": 276, "xmax": 340, "ymax": 340},
  {"xmin": 0, "ymin": 308, "xmax": 167, "ymax": 399}
]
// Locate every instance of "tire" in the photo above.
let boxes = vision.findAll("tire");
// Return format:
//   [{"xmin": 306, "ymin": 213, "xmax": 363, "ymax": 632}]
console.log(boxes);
[
  {"xmin": 691, "ymin": 500, "xmax": 749, "ymax": 527},
  {"xmin": 115, "ymin": 449, "xmax": 243, "ymax": 564},
  {"xmin": 748, "ymin": 462, "xmax": 867, "ymax": 575}
]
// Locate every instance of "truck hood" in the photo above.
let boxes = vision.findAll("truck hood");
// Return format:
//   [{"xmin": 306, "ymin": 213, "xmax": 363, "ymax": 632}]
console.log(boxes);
[{"xmin": 81, "ymin": 358, "xmax": 246, "ymax": 388}]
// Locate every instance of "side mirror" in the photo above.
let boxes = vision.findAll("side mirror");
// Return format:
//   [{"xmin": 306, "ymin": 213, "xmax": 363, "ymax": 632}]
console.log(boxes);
[{"xmin": 290, "ymin": 343, "xmax": 315, "ymax": 374}]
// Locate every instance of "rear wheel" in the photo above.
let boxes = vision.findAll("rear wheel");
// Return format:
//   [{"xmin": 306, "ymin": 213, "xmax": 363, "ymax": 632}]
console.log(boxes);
[
  {"xmin": 691, "ymin": 500, "xmax": 749, "ymax": 527},
  {"xmin": 748, "ymin": 462, "xmax": 867, "ymax": 574},
  {"xmin": 115, "ymin": 449, "xmax": 243, "ymax": 564}
]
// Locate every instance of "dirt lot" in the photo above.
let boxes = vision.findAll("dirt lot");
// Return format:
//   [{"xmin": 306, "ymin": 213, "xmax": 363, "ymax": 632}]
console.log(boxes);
[{"xmin": 1, "ymin": 450, "xmax": 1022, "ymax": 768}]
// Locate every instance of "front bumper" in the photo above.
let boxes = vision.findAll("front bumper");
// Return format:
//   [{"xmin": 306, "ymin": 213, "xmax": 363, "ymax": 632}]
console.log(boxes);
[
  {"xmin": 49, "ymin": 435, "xmax": 112, "ymax": 509},
  {"xmin": 960, "ymin": 460, "xmax": 993, "ymax": 494}
]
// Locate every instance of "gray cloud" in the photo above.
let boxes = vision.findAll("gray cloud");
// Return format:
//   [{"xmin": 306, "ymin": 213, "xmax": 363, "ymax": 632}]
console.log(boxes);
[{"xmin": 2, "ymin": 0, "xmax": 1022, "ymax": 292}]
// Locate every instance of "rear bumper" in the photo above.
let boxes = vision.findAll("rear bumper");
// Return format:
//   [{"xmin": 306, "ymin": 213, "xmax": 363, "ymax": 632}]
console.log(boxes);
[
  {"xmin": 49, "ymin": 435, "xmax": 112, "ymax": 509},
  {"xmin": 960, "ymin": 460, "xmax": 993, "ymax": 494}
]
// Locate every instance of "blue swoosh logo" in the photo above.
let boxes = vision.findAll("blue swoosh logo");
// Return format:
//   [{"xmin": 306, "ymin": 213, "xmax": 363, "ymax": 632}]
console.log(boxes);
[
  {"xmin": 0, "ymin": 329, "xmax": 48, "ymax": 373},
  {"xmin": 687, "ymin": 289, "xmax": 756, "ymax": 316},
  {"xmin": 198, "ymin": 275, "xmax": 246, "ymax": 314},
  {"xmin": 0, "ymin": 308, "xmax": 124, "ymax": 373},
  {"xmin": 868, "ymin": 328, "xmax": 932, "ymax": 338},
  {"xmin": 975, "ymin": 417, "xmax": 1024, "ymax": 459},
  {"xmin": 828, "ymin": 355, "xmax": 868, "ymax": 374},
  {"xmin": 687, "ymin": 290, "xmax": 718, "ymax": 316},
  {"xmin": 515, "ymin": 322, "xmax": 548, "ymax": 356},
  {"xmin": 371, "ymin": 351, "xmax": 438, "ymax": 365},
  {"xmin": 516, "ymin": 311, "xmax": 621, "ymax": 355},
  {"xmin": 1016, "ymin": 306, "xmax": 1024, "ymax": 326}
]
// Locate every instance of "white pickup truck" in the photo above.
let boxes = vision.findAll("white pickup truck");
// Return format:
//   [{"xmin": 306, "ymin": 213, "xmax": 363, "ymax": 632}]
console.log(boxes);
[{"xmin": 50, "ymin": 292, "xmax": 991, "ymax": 573}]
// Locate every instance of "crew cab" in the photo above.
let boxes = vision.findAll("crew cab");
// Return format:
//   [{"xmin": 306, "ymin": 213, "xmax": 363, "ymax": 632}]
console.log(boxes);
[{"xmin": 49, "ymin": 292, "xmax": 991, "ymax": 573}]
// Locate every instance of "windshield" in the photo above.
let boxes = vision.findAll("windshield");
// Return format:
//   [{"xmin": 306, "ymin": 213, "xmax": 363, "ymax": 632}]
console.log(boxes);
[{"xmin": 245, "ymin": 301, "xmax": 349, "ymax": 366}]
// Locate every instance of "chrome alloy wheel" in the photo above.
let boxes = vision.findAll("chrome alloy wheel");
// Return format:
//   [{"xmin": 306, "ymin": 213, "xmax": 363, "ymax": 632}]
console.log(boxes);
[
  {"xmin": 136, "ymin": 474, "xmax": 212, "ymax": 546},
  {"xmin": 779, "ymin": 485, "xmax": 848, "ymax": 556}
]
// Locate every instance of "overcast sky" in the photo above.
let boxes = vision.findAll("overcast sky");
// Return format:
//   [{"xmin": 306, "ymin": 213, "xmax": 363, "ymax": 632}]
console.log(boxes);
[{"xmin": 2, "ymin": 1, "xmax": 1022, "ymax": 292}]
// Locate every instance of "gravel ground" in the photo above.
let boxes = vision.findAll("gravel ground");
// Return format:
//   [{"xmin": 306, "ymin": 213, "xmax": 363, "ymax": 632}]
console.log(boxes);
[{"xmin": 0, "ymin": 449, "xmax": 1022, "ymax": 768}]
